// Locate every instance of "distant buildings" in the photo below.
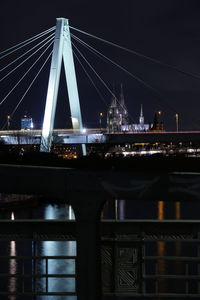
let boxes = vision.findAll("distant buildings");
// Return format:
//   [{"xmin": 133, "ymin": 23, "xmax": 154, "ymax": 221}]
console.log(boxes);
[
  {"xmin": 106, "ymin": 84, "xmax": 129, "ymax": 133},
  {"xmin": 21, "ymin": 114, "xmax": 33, "ymax": 130},
  {"xmin": 106, "ymin": 85, "xmax": 163, "ymax": 133}
]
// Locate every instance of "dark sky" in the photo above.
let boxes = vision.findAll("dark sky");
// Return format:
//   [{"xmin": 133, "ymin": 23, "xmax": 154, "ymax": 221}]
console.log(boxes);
[{"xmin": 1, "ymin": 0, "xmax": 200, "ymax": 130}]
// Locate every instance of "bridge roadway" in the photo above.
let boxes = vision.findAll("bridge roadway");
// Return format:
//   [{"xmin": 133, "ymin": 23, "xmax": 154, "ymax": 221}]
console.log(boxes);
[{"xmin": 0, "ymin": 129, "xmax": 200, "ymax": 145}]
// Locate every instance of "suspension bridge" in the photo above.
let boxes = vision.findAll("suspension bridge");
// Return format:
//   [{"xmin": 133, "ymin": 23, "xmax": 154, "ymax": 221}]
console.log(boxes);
[{"xmin": 1, "ymin": 18, "xmax": 200, "ymax": 155}]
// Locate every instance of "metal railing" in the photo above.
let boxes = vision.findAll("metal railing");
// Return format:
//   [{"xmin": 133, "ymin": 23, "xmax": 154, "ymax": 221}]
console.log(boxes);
[
  {"xmin": 0, "ymin": 220, "xmax": 200, "ymax": 298},
  {"xmin": 0, "ymin": 255, "xmax": 76, "ymax": 297},
  {"xmin": 0, "ymin": 220, "xmax": 76, "ymax": 298},
  {"xmin": 1, "ymin": 164, "xmax": 200, "ymax": 299},
  {"xmin": 101, "ymin": 220, "xmax": 200, "ymax": 298}
]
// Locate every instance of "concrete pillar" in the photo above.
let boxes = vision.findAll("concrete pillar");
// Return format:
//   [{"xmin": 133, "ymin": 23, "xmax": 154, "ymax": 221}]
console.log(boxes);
[{"xmin": 70, "ymin": 190, "xmax": 107, "ymax": 300}]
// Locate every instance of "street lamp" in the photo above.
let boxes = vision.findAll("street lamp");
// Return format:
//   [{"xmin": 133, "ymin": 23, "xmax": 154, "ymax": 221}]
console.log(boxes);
[
  {"xmin": 99, "ymin": 112, "xmax": 103, "ymax": 129},
  {"xmin": 7, "ymin": 115, "xmax": 11, "ymax": 130},
  {"xmin": 175, "ymin": 113, "xmax": 179, "ymax": 132},
  {"xmin": 81, "ymin": 128, "xmax": 87, "ymax": 133}
]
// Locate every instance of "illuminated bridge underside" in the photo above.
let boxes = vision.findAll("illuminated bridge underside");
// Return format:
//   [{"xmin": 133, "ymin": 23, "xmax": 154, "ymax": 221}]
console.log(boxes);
[
  {"xmin": 1, "ymin": 130, "xmax": 200, "ymax": 145},
  {"xmin": 0, "ymin": 129, "xmax": 106, "ymax": 145}
]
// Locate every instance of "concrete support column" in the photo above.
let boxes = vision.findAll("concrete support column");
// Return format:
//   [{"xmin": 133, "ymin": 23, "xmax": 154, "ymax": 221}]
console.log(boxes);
[
  {"xmin": 70, "ymin": 190, "xmax": 107, "ymax": 300},
  {"xmin": 75, "ymin": 219, "xmax": 101, "ymax": 300}
]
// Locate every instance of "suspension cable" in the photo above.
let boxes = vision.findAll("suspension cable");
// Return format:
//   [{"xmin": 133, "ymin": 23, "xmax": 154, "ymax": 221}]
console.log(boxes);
[
  {"xmin": 0, "ymin": 32, "xmax": 55, "ymax": 73},
  {"xmin": 72, "ymin": 35, "xmax": 177, "ymax": 115},
  {"xmin": 0, "ymin": 27, "xmax": 55, "ymax": 59},
  {"xmin": 72, "ymin": 43, "xmax": 118, "ymax": 102},
  {"xmin": 71, "ymin": 42, "xmax": 136, "ymax": 123},
  {"xmin": 0, "ymin": 35, "xmax": 54, "ymax": 83},
  {"xmin": 2, "ymin": 50, "xmax": 53, "ymax": 130},
  {"xmin": 71, "ymin": 34, "xmax": 109, "ymax": 64},
  {"xmin": 73, "ymin": 49, "xmax": 108, "ymax": 108},
  {"xmin": 0, "ymin": 40, "xmax": 53, "ymax": 106},
  {"xmin": 70, "ymin": 25, "xmax": 200, "ymax": 81},
  {"xmin": 71, "ymin": 34, "xmax": 165, "ymax": 103}
]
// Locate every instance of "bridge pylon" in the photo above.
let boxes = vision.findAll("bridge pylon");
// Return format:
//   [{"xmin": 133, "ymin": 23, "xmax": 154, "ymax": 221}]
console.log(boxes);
[{"xmin": 40, "ymin": 18, "xmax": 86, "ymax": 156}]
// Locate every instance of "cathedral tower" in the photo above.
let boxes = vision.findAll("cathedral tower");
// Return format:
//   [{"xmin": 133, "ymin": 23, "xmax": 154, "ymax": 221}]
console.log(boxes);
[{"xmin": 106, "ymin": 84, "xmax": 129, "ymax": 132}]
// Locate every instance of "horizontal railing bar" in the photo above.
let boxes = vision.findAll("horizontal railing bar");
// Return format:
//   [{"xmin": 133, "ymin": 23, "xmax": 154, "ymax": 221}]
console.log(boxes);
[
  {"xmin": 0, "ymin": 220, "xmax": 76, "ymax": 239},
  {"xmin": 3, "ymin": 237, "xmax": 199, "ymax": 242},
  {"xmin": 0, "ymin": 237, "xmax": 198, "ymax": 242},
  {"xmin": 144, "ymin": 274, "xmax": 200, "ymax": 279},
  {"xmin": 0, "ymin": 255, "xmax": 76, "ymax": 259},
  {"xmin": 104, "ymin": 292, "xmax": 200, "ymax": 298},
  {"xmin": 102, "ymin": 238, "xmax": 200, "ymax": 242},
  {"xmin": 0, "ymin": 292, "xmax": 76, "ymax": 296},
  {"xmin": 0, "ymin": 220, "xmax": 76, "ymax": 224},
  {"xmin": 102, "ymin": 219, "xmax": 200, "ymax": 224},
  {"xmin": 0, "ymin": 238, "xmax": 76, "ymax": 241},
  {"xmin": 0, "ymin": 219, "xmax": 200, "ymax": 224},
  {"xmin": 143, "ymin": 239, "xmax": 199, "ymax": 242},
  {"xmin": 0, "ymin": 220, "xmax": 199, "ymax": 241},
  {"xmin": 0, "ymin": 219, "xmax": 197, "ymax": 224},
  {"xmin": 0, "ymin": 274, "xmax": 76, "ymax": 278},
  {"xmin": 145, "ymin": 255, "xmax": 200, "ymax": 261}
]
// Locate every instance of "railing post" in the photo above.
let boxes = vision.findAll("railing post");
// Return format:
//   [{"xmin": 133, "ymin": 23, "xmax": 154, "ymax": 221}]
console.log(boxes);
[
  {"xmin": 70, "ymin": 190, "xmax": 107, "ymax": 300},
  {"xmin": 198, "ymin": 232, "xmax": 200, "ymax": 294}
]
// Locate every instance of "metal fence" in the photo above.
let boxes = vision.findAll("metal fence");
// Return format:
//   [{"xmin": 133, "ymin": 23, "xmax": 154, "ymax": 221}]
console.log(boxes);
[
  {"xmin": 0, "ymin": 219, "xmax": 200, "ymax": 298},
  {"xmin": 101, "ymin": 220, "xmax": 200, "ymax": 298},
  {"xmin": 0, "ymin": 220, "xmax": 76, "ymax": 298}
]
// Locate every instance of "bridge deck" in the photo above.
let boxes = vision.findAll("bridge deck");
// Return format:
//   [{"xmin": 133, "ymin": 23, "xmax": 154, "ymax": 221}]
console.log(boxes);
[{"xmin": 0, "ymin": 129, "xmax": 200, "ymax": 145}]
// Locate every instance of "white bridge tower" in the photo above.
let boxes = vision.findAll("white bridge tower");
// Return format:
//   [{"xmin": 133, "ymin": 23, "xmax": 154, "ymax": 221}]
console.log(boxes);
[{"xmin": 40, "ymin": 18, "xmax": 86, "ymax": 155}]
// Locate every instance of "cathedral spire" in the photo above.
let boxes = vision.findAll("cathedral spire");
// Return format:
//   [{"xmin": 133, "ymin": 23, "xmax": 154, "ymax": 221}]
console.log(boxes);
[
  {"xmin": 110, "ymin": 83, "xmax": 117, "ymax": 107},
  {"xmin": 120, "ymin": 83, "xmax": 125, "ymax": 106},
  {"xmin": 140, "ymin": 104, "xmax": 143, "ymax": 117},
  {"xmin": 139, "ymin": 104, "xmax": 144, "ymax": 125}
]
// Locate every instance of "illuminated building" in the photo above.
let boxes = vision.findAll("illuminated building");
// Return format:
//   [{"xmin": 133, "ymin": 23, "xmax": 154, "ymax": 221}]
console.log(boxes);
[
  {"xmin": 21, "ymin": 114, "xmax": 33, "ymax": 130},
  {"xmin": 122, "ymin": 104, "xmax": 151, "ymax": 132},
  {"xmin": 106, "ymin": 84, "xmax": 129, "ymax": 133},
  {"xmin": 149, "ymin": 112, "xmax": 164, "ymax": 132},
  {"xmin": 106, "ymin": 85, "xmax": 164, "ymax": 132}
]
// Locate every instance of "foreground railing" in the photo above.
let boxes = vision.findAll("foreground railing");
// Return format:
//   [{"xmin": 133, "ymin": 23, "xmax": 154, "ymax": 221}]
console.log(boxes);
[
  {"xmin": 1, "ymin": 164, "xmax": 200, "ymax": 299},
  {"xmin": 101, "ymin": 220, "xmax": 200, "ymax": 298},
  {"xmin": 0, "ymin": 220, "xmax": 76, "ymax": 298},
  {"xmin": 0, "ymin": 255, "xmax": 77, "ymax": 297},
  {"xmin": 0, "ymin": 219, "xmax": 200, "ymax": 298}
]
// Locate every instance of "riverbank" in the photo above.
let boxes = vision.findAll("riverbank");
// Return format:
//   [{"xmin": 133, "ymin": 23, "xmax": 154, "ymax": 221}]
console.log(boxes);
[{"xmin": 0, "ymin": 151, "xmax": 200, "ymax": 172}]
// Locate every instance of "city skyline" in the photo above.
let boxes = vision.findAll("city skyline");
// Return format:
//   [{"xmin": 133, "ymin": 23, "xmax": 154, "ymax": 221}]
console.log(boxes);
[{"xmin": 1, "ymin": 1, "xmax": 200, "ymax": 131}]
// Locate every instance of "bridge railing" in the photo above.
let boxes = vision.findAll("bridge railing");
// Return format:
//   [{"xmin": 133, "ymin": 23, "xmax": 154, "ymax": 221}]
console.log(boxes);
[
  {"xmin": 0, "ymin": 219, "xmax": 199, "ymax": 298},
  {"xmin": 101, "ymin": 220, "xmax": 200, "ymax": 298},
  {"xmin": 0, "ymin": 220, "xmax": 76, "ymax": 297},
  {"xmin": 0, "ymin": 164, "xmax": 200, "ymax": 299}
]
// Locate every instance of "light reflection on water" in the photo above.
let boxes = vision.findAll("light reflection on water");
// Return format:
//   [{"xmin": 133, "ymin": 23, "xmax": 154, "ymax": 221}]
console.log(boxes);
[
  {"xmin": 8, "ymin": 212, "xmax": 17, "ymax": 300},
  {"xmin": 37, "ymin": 204, "xmax": 76, "ymax": 299},
  {"xmin": 6, "ymin": 205, "xmax": 77, "ymax": 300},
  {"xmin": 157, "ymin": 201, "xmax": 166, "ymax": 293},
  {"xmin": 156, "ymin": 200, "xmax": 184, "ymax": 295}
]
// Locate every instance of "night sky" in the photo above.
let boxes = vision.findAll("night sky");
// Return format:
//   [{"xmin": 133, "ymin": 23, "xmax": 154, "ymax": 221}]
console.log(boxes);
[{"xmin": 1, "ymin": 0, "xmax": 200, "ymax": 131}]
